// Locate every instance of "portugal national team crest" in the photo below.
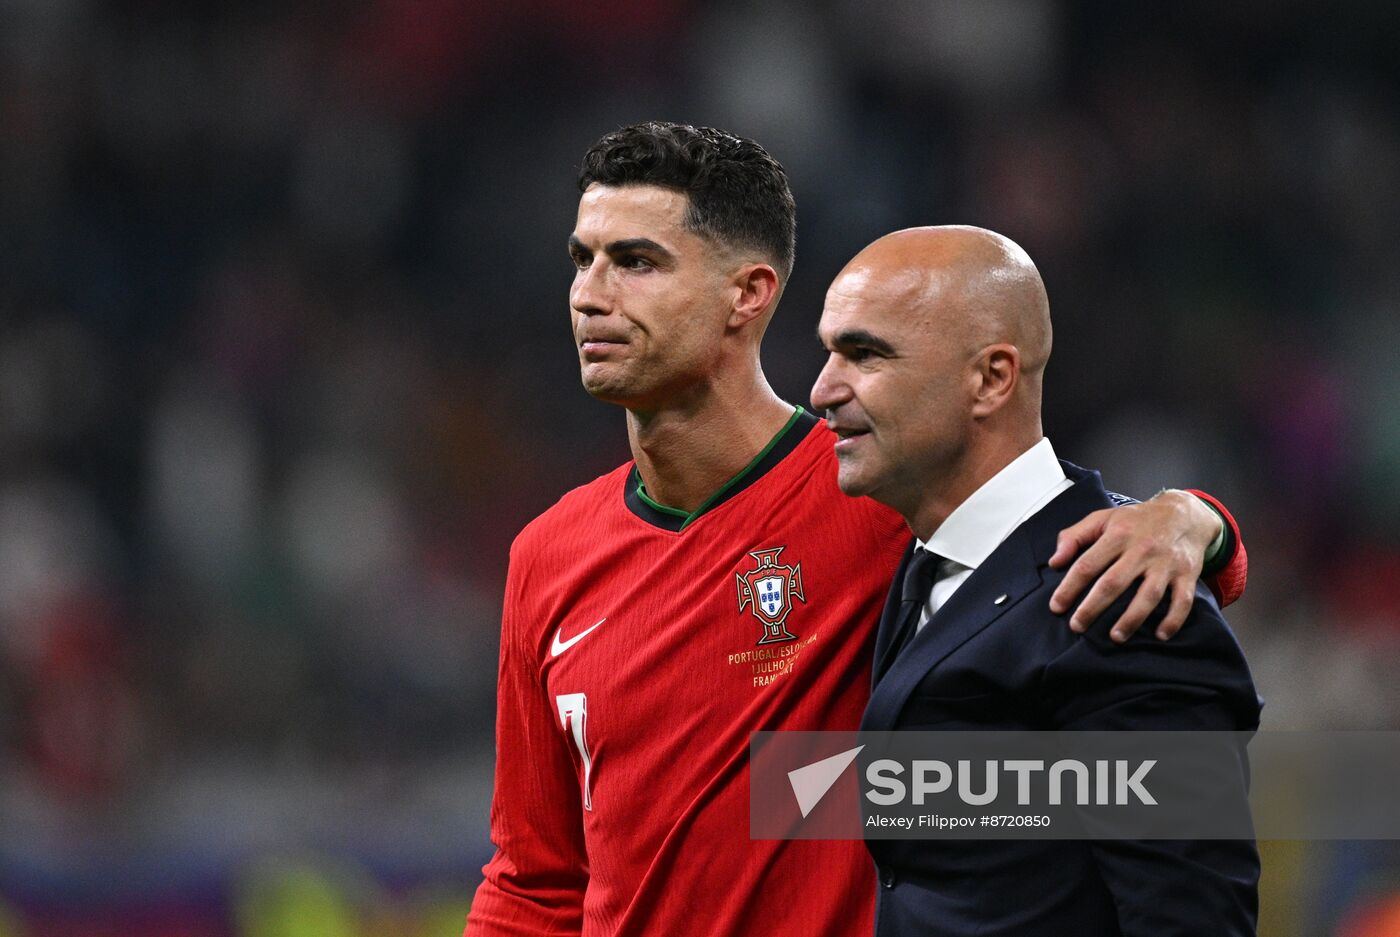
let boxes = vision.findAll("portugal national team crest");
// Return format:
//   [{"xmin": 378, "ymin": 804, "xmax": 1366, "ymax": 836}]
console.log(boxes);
[{"xmin": 736, "ymin": 547, "xmax": 806, "ymax": 645}]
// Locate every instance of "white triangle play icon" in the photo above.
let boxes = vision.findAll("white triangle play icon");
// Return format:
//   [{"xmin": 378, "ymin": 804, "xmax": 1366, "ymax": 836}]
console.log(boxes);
[{"xmin": 787, "ymin": 745, "xmax": 865, "ymax": 818}]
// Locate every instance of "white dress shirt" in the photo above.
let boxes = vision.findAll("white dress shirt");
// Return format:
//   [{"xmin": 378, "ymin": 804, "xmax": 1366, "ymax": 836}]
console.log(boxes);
[{"xmin": 914, "ymin": 437, "xmax": 1073, "ymax": 633}]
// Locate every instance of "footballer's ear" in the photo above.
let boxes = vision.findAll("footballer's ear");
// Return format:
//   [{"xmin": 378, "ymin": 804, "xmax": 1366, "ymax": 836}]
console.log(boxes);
[{"xmin": 727, "ymin": 263, "xmax": 782, "ymax": 329}]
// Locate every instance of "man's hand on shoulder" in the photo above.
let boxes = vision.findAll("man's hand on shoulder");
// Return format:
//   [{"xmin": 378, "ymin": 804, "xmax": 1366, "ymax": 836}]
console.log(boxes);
[{"xmin": 1047, "ymin": 489, "xmax": 1223, "ymax": 643}]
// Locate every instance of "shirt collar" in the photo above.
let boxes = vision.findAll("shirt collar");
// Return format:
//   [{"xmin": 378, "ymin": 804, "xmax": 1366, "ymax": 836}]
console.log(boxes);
[{"xmin": 917, "ymin": 437, "xmax": 1069, "ymax": 570}]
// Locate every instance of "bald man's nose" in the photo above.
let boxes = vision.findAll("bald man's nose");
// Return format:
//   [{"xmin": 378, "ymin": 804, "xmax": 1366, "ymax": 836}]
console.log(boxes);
[{"xmin": 810, "ymin": 356, "xmax": 851, "ymax": 413}]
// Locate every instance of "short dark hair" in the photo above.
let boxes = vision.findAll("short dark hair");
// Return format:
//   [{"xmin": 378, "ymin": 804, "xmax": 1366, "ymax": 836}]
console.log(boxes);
[{"xmin": 578, "ymin": 122, "xmax": 797, "ymax": 280}]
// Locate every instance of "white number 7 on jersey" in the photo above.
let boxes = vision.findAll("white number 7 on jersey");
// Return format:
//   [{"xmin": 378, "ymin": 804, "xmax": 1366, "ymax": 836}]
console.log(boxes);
[{"xmin": 555, "ymin": 693, "xmax": 594, "ymax": 811}]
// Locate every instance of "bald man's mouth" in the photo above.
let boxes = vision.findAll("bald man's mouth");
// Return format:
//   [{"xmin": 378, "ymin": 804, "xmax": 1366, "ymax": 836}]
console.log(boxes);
[{"xmin": 828, "ymin": 423, "xmax": 870, "ymax": 453}]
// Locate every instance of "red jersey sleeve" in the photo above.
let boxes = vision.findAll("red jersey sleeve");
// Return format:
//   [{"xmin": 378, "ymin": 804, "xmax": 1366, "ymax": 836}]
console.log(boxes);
[
  {"xmin": 465, "ymin": 539, "xmax": 588, "ymax": 937},
  {"xmin": 1188, "ymin": 489, "xmax": 1248, "ymax": 608}
]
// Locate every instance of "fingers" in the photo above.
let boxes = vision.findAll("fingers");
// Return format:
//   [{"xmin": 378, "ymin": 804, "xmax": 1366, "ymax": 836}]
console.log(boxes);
[
  {"xmin": 1049, "ymin": 511, "xmax": 1117, "ymax": 615},
  {"xmin": 1064, "ymin": 567, "xmax": 1199, "ymax": 642},
  {"xmin": 1104, "ymin": 575, "xmax": 1196, "ymax": 643},
  {"xmin": 1103, "ymin": 574, "xmax": 1168, "ymax": 643},
  {"xmin": 1052, "ymin": 535, "xmax": 1119, "ymax": 620},
  {"xmin": 1065, "ymin": 560, "xmax": 1133, "ymax": 634},
  {"xmin": 1052, "ymin": 495, "xmax": 1212, "ymax": 642},
  {"xmin": 1048, "ymin": 510, "xmax": 1111, "ymax": 569},
  {"xmin": 1154, "ymin": 577, "xmax": 1196, "ymax": 641}
]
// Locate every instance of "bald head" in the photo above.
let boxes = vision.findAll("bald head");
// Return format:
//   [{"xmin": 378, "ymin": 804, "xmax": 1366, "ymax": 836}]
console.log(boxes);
[
  {"xmin": 835, "ymin": 225, "xmax": 1052, "ymax": 382},
  {"xmin": 812, "ymin": 225, "xmax": 1054, "ymax": 532}
]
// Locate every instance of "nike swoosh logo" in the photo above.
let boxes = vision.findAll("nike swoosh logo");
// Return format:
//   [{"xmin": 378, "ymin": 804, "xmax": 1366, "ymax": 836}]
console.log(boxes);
[{"xmin": 551, "ymin": 618, "xmax": 606, "ymax": 658}]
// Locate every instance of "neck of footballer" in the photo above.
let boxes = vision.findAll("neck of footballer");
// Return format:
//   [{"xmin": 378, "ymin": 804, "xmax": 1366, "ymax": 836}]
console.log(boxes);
[{"xmin": 626, "ymin": 394, "xmax": 795, "ymax": 515}]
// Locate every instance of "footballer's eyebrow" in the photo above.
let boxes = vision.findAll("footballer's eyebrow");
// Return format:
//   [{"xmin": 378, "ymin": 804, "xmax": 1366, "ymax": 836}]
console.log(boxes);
[
  {"xmin": 605, "ymin": 237, "xmax": 672, "ymax": 259},
  {"xmin": 822, "ymin": 327, "xmax": 897, "ymax": 356},
  {"xmin": 567, "ymin": 235, "xmax": 674, "ymax": 263}
]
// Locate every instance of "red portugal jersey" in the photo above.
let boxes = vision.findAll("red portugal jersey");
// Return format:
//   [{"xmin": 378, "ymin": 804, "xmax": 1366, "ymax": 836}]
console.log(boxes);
[
  {"xmin": 464, "ymin": 410, "xmax": 1248, "ymax": 937},
  {"xmin": 465, "ymin": 410, "xmax": 906, "ymax": 936}
]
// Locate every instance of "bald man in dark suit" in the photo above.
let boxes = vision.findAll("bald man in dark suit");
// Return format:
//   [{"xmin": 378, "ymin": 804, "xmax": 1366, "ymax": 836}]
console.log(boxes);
[{"xmin": 811, "ymin": 226, "xmax": 1260, "ymax": 937}]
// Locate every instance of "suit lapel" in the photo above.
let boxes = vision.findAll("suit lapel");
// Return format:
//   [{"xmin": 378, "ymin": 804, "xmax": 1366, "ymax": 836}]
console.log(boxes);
[
  {"xmin": 863, "ymin": 532, "xmax": 1042, "ymax": 731},
  {"xmin": 861, "ymin": 465, "xmax": 1110, "ymax": 733}
]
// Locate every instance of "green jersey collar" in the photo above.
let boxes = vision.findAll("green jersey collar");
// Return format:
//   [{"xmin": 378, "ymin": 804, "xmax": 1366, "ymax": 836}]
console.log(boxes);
[{"xmin": 623, "ymin": 407, "xmax": 818, "ymax": 532}]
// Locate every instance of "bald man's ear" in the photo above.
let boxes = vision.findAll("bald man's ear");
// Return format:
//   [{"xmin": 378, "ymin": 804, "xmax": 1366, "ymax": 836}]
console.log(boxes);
[
  {"xmin": 970, "ymin": 344, "xmax": 1020, "ymax": 419},
  {"xmin": 727, "ymin": 263, "xmax": 782, "ymax": 330}
]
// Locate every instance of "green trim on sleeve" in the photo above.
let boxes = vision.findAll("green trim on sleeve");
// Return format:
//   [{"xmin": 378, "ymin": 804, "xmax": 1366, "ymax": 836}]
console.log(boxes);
[{"xmin": 1199, "ymin": 498, "xmax": 1230, "ymax": 574}]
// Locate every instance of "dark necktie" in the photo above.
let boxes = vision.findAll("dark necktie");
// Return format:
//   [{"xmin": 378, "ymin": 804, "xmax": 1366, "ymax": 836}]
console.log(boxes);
[{"xmin": 877, "ymin": 547, "xmax": 941, "ymax": 680}]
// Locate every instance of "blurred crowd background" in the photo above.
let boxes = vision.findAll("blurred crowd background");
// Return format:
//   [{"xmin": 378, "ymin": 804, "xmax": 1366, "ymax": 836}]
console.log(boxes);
[{"xmin": 1, "ymin": 0, "xmax": 1398, "ymax": 934}]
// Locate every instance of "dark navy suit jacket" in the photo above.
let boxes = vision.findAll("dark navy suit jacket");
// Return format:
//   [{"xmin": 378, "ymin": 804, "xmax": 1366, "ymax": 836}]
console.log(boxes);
[{"xmin": 861, "ymin": 462, "xmax": 1261, "ymax": 937}]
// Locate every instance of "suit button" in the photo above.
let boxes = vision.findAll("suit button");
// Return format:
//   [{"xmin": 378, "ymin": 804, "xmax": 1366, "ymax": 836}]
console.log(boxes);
[{"xmin": 879, "ymin": 866, "xmax": 896, "ymax": 889}]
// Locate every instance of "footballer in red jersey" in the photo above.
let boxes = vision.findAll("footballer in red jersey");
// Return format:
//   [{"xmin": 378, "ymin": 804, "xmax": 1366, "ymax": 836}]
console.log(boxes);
[
  {"xmin": 468, "ymin": 407, "xmax": 906, "ymax": 936},
  {"xmin": 464, "ymin": 123, "xmax": 1246, "ymax": 937}
]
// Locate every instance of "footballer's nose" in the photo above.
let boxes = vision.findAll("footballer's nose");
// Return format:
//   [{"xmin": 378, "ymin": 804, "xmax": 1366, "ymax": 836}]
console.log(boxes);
[
  {"xmin": 810, "ymin": 355, "xmax": 852, "ymax": 413},
  {"xmin": 570, "ymin": 263, "xmax": 611, "ymax": 317}
]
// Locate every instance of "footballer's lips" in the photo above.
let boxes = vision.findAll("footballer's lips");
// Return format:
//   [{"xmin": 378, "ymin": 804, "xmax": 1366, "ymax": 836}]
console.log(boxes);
[{"xmin": 578, "ymin": 334, "xmax": 630, "ymax": 360}]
